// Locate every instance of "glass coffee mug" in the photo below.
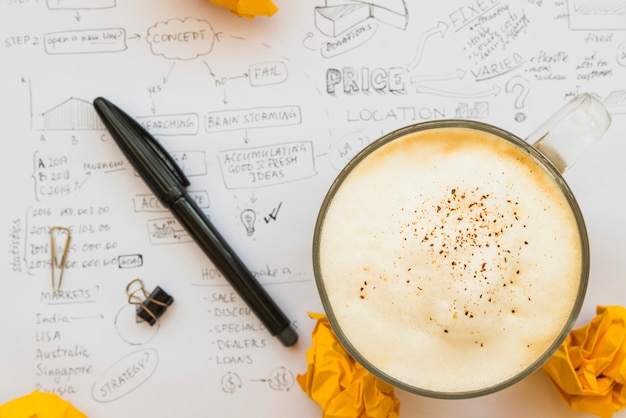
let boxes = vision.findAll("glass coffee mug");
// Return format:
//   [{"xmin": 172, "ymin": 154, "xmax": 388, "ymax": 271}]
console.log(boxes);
[{"xmin": 313, "ymin": 94, "xmax": 612, "ymax": 399}]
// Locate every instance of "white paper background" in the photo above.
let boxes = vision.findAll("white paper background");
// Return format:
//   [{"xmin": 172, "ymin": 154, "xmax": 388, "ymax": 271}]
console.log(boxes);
[{"xmin": 0, "ymin": 0, "xmax": 625, "ymax": 417}]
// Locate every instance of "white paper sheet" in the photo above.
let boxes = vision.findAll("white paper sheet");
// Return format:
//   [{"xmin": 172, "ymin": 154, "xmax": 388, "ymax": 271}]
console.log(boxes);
[{"xmin": 1, "ymin": 0, "xmax": 625, "ymax": 417}]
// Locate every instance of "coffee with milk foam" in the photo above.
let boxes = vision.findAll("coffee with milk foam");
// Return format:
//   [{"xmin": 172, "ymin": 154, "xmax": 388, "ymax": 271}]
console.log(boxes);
[{"xmin": 317, "ymin": 127, "xmax": 582, "ymax": 394}]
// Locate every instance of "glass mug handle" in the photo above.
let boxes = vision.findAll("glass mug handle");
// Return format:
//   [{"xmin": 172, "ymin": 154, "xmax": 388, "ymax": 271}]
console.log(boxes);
[{"xmin": 525, "ymin": 93, "xmax": 612, "ymax": 173}]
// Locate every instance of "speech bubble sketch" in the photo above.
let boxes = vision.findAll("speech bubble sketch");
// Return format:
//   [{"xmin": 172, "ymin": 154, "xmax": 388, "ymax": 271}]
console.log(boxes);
[
  {"xmin": 46, "ymin": 0, "xmax": 115, "ymax": 9},
  {"xmin": 205, "ymin": 106, "xmax": 302, "ymax": 133},
  {"xmin": 567, "ymin": 0, "xmax": 626, "ymax": 30},
  {"xmin": 217, "ymin": 141, "xmax": 316, "ymax": 189},
  {"xmin": 44, "ymin": 28, "xmax": 126, "ymax": 55},
  {"xmin": 321, "ymin": 21, "xmax": 378, "ymax": 58},
  {"xmin": 91, "ymin": 348, "xmax": 159, "ymax": 402},
  {"xmin": 249, "ymin": 62, "xmax": 288, "ymax": 86},
  {"xmin": 328, "ymin": 131, "xmax": 370, "ymax": 171},
  {"xmin": 147, "ymin": 17, "xmax": 216, "ymax": 61}
]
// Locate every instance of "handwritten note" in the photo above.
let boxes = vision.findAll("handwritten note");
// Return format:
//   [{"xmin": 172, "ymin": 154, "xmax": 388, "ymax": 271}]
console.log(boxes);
[{"xmin": 1, "ymin": 0, "xmax": 625, "ymax": 417}]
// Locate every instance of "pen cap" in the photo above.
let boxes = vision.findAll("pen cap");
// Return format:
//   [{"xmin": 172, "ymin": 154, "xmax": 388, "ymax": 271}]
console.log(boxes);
[{"xmin": 93, "ymin": 97, "xmax": 190, "ymax": 205}]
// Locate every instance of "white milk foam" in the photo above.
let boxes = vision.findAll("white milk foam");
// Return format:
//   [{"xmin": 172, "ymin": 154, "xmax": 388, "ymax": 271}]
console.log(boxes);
[{"xmin": 318, "ymin": 127, "xmax": 582, "ymax": 394}]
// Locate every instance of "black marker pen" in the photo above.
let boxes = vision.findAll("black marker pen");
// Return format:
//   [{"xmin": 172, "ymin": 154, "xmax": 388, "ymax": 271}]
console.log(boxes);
[{"xmin": 93, "ymin": 97, "xmax": 298, "ymax": 347}]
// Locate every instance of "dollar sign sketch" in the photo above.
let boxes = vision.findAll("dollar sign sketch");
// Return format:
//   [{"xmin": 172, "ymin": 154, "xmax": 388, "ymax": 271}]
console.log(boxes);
[
  {"xmin": 268, "ymin": 367, "xmax": 294, "ymax": 391},
  {"xmin": 221, "ymin": 372, "xmax": 242, "ymax": 394}
]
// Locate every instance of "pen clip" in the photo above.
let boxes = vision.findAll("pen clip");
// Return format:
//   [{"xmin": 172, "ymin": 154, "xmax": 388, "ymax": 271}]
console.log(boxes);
[{"xmin": 129, "ymin": 117, "xmax": 191, "ymax": 188}]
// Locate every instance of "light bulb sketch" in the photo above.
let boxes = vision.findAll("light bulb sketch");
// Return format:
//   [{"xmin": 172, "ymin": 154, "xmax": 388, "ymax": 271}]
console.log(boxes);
[{"xmin": 240, "ymin": 209, "xmax": 256, "ymax": 236}]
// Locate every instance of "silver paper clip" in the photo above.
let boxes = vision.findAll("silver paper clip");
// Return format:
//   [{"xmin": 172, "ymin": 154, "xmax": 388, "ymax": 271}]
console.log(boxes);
[{"xmin": 49, "ymin": 226, "xmax": 71, "ymax": 292}]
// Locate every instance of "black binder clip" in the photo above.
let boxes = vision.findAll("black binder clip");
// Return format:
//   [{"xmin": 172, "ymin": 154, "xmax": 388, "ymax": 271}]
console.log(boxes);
[{"xmin": 126, "ymin": 278, "xmax": 174, "ymax": 326}]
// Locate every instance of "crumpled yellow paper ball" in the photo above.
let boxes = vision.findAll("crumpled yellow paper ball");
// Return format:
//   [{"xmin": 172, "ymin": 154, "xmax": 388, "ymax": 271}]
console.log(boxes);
[
  {"xmin": 542, "ymin": 305, "xmax": 626, "ymax": 418},
  {"xmin": 0, "ymin": 390, "xmax": 87, "ymax": 418},
  {"xmin": 297, "ymin": 312, "xmax": 401, "ymax": 418},
  {"xmin": 208, "ymin": 0, "xmax": 278, "ymax": 18}
]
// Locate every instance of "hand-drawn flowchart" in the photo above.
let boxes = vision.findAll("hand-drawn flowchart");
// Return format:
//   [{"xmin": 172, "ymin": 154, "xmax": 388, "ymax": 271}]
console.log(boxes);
[{"xmin": 1, "ymin": 0, "xmax": 626, "ymax": 417}]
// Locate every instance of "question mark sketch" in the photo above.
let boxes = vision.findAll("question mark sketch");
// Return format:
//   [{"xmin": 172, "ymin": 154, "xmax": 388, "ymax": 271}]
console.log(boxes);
[
  {"xmin": 302, "ymin": 32, "xmax": 317, "ymax": 51},
  {"xmin": 505, "ymin": 75, "xmax": 531, "ymax": 122},
  {"xmin": 617, "ymin": 42, "xmax": 626, "ymax": 67}
]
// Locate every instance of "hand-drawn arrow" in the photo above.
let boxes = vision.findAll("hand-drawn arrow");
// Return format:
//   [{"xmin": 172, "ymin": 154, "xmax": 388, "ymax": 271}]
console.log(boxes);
[
  {"xmin": 163, "ymin": 62, "xmax": 176, "ymax": 84},
  {"xmin": 416, "ymin": 84, "xmax": 501, "ymax": 98},
  {"xmin": 70, "ymin": 314, "xmax": 104, "ymax": 320},
  {"xmin": 229, "ymin": 73, "xmax": 249, "ymax": 81},
  {"xmin": 407, "ymin": 21, "xmax": 449, "ymax": 71},
  {"xmin": 201, "ymin": 62, "xmax": 228, "ymax": 104},
  {"xmin": 410, "ymin": 69, "xmax": 467, "ymax": 84},
  {"xmin": 75, "ymin": 172, "xmax": 91, "ymax": 191},
  {"xmin": 203, "ymin": 61, "xmax": 216, "ymax": 78}
]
